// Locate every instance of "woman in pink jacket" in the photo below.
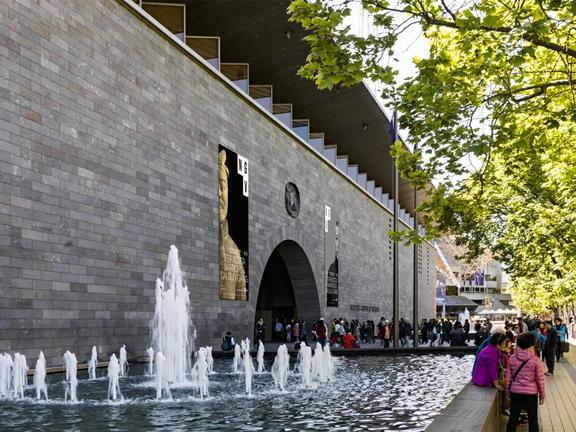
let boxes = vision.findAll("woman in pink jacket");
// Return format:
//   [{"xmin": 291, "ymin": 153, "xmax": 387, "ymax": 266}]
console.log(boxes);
[{"xmin": 505, "ymin": 332, "xmax": 546, "ymax": 432}]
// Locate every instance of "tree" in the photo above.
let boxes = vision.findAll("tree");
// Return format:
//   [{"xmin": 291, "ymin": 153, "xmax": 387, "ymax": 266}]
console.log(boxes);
[{"xmin": 288, "ymin": 0, "xmax": 576, "ymax": 311}]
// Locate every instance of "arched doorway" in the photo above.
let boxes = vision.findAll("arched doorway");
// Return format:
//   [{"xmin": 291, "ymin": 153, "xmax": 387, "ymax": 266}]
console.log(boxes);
[{"xmin": 255, "ymin": 240, "xmax": 321, "ymax": 341}]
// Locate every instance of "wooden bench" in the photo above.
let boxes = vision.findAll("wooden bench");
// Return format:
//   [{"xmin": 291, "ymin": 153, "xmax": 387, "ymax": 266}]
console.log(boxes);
[{"xmin": 426, "ymin": 382, "xmax": 504, "ymax": 432}]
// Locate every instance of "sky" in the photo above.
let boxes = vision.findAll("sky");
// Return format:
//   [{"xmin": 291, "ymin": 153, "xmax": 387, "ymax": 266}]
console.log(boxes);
[{"xmin": 347, "ymin": 4, "xmax": 430, "ymax": 148}]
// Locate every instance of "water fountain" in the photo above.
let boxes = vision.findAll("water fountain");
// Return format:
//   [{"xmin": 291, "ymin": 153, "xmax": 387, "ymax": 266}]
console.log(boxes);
[
  {"xmin": 311, "ymin": 343, "xmax": 331, "ymax": 383},
  {"xmin": 119, "ymin": 345, "xmax": 128, "ymax": 377},
  {"xmin": 107, "ymin": 354, "xmax": 122, "ymax": 401},
  {"xmin": 323, "ymin": 345, "xmax": 334, "ymax": 382},
  {"xmin": 271, "ymin": 345, "xmax": 289, "ymax": 391},
  {"xmin": 88, "ymin": 346, "xmax": 98, "ymax": 380},
  {"xmin": 155, "ymin": 352, "xmax": 171, "ymax": 400},
  {"xmin": 232, "ymin": 343, "xmax": 243, "ymax": 373},
  {"xmin": 0, "ymin": 353, "xmax": 12, "ymax": 398},
  {"xmin": 33, "ymin": 351, "xmax": 48, "ymax": 400},
  {"xmin": 296, "ymin": 343, "xmax": 313, "ymax": 388},
  {"xmin": 63, "ymin": 351, "xmax": 78, "ymax": 402},
  {"xmin": 12, "ymin": 353, "xmax": 27, "ymax": 400},
  {"xmin": 151, "ymin": 246, "xmax": 195, "ymax": 384},
  {"xmin": 147, "ymin": 347, "xmax": 154, "ymax": 376},
  {"xmin": 241, "ymin": 339, "xmax": 255, "ymax": 395},
  {"xmin": 458, "ymin": 307, "xmax": 470, "ymax": 324},
  {"xmin": 191, "ymin": 347, "xmax": 209, "ymax": 399},
  {"xmin": 206, "ymin": 346, "xmax": 214, "ymax": 374},
  {"xmin": 256, "ymin": 341, "xmax": 265, "ymax": 373}
]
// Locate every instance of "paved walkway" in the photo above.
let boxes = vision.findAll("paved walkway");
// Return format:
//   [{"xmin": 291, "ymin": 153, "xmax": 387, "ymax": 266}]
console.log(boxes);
[{"xmin": 508, "ymin": 349, "xmax": 576, "ymax": 432}]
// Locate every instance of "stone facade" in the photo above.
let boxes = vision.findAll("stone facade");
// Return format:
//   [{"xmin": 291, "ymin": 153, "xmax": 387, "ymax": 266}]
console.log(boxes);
[{"xmin": 0, "ymin": 0, "xmax": 436, "ymax": 366}]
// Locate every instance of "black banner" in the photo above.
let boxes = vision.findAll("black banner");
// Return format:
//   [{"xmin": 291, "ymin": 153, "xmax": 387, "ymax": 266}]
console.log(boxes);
[
  {"xmin": 325, "ymin": 205, "xmax": 339, "ymax": 307},
  {"xmin": 218, "ymin": 145, "xmax": 249, "ymax": 301}
]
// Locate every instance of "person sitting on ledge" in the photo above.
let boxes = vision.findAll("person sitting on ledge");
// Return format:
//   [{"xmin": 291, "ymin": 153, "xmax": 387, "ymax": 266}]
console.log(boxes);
[
  {"xmin": 221, "ymin": 331, "xmax": 235, "ymax": 352},
  {"xmin": 472, "ymin": 332, "xmax": 510, "ymax": 390},
  {"xmin": 450, "ymin": 325, "xmax": 467, "ymax": 347},
  {"xmin": 342, "ymin": 330, "xmax": 358, "ymax": 349}
]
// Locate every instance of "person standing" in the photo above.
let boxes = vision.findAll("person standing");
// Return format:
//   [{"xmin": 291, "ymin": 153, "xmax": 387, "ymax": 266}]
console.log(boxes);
[
  {"xmin": 256, "ymin": 318, "xmax": 266, "ymax": 345},
  {"xmin": 505, "ymin": 333, "xmax": 545, "ymax": 432},
  {"xmin": 544, "ymin": 321, "xmax": 558, "ymax": 376},
  {"xmin": 538, "ymin": 321, "xmax": 547, "ymax": 361},
  {"xmin": 463, "ymin": 319, "xmax": 471, "ymax": 343},
  {"xmin": 554, "ymin": 318, "xmax": 567, "ymax": 362},
  {"xmin": 315, "ymin": 318, "xmax": 328, "ymax": 348},
  {"xmin": 274, "ymin": 319, "xmax": 283, "ymax": 342},
  {"xmin": 300, "ymin": 321, "xmax": 307, "ymax": 344}
]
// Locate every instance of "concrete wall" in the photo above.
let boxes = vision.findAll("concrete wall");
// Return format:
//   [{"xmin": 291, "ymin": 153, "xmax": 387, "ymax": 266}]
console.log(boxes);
[{"xmin": 0, "ymin": 0, "xmax": 436, "ymax": 366}]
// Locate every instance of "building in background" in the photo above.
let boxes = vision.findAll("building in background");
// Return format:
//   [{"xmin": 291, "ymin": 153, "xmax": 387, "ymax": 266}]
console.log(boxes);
[{"xmin": 435, "ymin": 236, "xmax": 511, "ymax": 318}]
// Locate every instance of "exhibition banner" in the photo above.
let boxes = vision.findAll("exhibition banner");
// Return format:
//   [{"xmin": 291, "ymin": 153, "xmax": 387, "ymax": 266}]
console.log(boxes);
[
  {"xmin": 218, "ymin": 145, "xmax": 249, "ymax": 301},
  {"xmin": 325, "ymin": 205, "xmax": 339, "ymax": 307}
]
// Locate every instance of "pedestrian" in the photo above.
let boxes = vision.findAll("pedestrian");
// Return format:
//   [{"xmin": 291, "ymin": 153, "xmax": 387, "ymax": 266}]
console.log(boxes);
[
  {"xmin": 543, "ymin": 320, "xmax": 558, "ymax": 376},
  {"xmin": 472, "ymin": 333, "xmax": 510, "ymax": 389},
  {"xmin": 538, "ymin": 321, "xmax": 547, "ymax": 361},
  {"xmin": 315, "ymin": 318, "xmax": 328, "ymax": 348},
  {"xmin": 379, "ymin": 320, "xmax": 391, "ymax": 348},
  {"xmin": 554, "ymin": 318, "xmax": 567, "ymax": 362},
  {"xmin": 274, "ymin": 319, "xmax": 283, "ymax": 342},
  {"xmin": 463, "ymin": 319, "xmax": 471, "ymax": 343},
  {"xmin": 505, "ymin": 332, "xmax": 545, "ymax": 432},
  {"xmin": 256, "ymin": 318, "xmax": 265, "ymax": 345},
  {"xmin": 221, "ymin": 331, "xmax": 236, "ymax": 351},
  {"xmin": 300, "ymin": 320, "xmax": 307, "ymax": 344},
  {"xmin": 450, "ymin": 325, "xmax": 467, "ymax": 346}
]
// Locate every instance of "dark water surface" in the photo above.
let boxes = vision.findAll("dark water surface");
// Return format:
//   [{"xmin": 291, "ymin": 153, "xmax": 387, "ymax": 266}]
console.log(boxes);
[{"xmin": 0, "ymin": 354, "xmax": 473, "ymax": 431}]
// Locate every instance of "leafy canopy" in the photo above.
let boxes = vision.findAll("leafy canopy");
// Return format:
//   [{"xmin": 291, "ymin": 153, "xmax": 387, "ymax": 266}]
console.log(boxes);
[{"xmin": 288, "ymin": 0, "xmax": 576, "ymax": 312}]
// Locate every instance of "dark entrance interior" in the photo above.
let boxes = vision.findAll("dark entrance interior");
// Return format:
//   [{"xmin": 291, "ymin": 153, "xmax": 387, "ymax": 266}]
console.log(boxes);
[
  {"xmin": 255, "ymin": 240, "xmax": 321, "ymax": 341},
  {"xmin": 256, "ymin": 249, "xmax": 297, "ymax": 340}
]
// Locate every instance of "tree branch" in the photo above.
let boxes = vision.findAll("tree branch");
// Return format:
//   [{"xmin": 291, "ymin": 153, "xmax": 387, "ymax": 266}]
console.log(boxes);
[{"xmin": 483, "ymin": 80, "xmax": 576, "ymax": 102}]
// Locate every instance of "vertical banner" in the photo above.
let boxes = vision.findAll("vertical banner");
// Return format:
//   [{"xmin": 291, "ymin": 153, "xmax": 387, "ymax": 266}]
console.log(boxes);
[
  {"xmin": 325, "ymin": 205, "xmax": 339, "ymax": 307},
  {"xmin": 218, "ymin": 145, "xmax": 248, "ymax": 301}
]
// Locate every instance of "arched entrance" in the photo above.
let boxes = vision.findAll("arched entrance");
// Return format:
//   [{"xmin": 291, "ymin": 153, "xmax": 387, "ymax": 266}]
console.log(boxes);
[{"xmin": 255, "ymin": 240, "xmax": 321, "ymax": 341}]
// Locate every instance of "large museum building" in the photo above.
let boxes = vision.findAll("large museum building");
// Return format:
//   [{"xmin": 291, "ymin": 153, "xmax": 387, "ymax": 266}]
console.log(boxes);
[{"xmin": 0, "ymin": 0, "xmax": 436, "ymax": 365}]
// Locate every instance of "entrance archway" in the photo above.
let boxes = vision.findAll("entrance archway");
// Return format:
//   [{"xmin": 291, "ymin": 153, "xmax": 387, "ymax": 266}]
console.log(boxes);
[{"xmin": 255, "ymin": 240, "xmax": 321, "ymax": 341}]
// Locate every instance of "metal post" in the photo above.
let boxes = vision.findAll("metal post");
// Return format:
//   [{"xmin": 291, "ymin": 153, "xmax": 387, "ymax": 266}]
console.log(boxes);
[
  {"xmin": 391, "ymin": 111, "xmax": 400, "ymax": 349},
  {"xmin": 413, "ymin": 177, "xmax": 419, "ymax": 348}
]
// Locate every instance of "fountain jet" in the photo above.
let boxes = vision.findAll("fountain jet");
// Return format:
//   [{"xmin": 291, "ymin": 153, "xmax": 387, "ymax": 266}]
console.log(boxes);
[
  {"xmin": 155, "ymin": 352, "xmax": 171, "ymax": 400},
  {"xmin": 119, "ymin": 345, "xmax": 128, "ymax": 377},
  {"xmin": 241, "ymin": 339, "xmax": 255, "ymax": 395},
  {"xmin": 146, "ymin": 347, "xmax": 154, "ymax": 376},
  {"xmin": 107, "ymin": 354, "xmax": 122, "ymax": 401},
  {"xmin": 256, "ymin": 341, "xmax": 265, "ymax": 373},
  {"xmin": 33, "ymin": 351, "xmax": 48, "ymax": 400},
  {"xmin": 151, "ymin": 246, "xmax": 195, "ymax": 384},
  {"xmin": 271, "ymin": 345, "xmax": 289, "ymax": 391},
  {"xmin": 12, "ymin": 353, "xmax": 27, "ymax": 400},
  {"xmin": 63, "ymin": 351, "xmax": 78, "ymax": 402},
  {"xmin": 88, "ymin": 346, "xmax": 97, "ymax": 380}
]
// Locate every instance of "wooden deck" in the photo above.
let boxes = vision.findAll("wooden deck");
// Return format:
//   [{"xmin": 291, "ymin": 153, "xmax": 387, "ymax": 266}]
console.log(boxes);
[{"xmin": 508, "ymin": 349, "xmax": 576, "ymax": 432}]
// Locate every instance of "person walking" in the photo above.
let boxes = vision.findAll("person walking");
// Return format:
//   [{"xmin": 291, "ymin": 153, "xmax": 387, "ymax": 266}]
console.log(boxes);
[
  {"xmin": 544, "ymin": 321, "xmax": 558, "ymax": 376},
  {"xmin": 554, "ymin": 318, "xmax": 567, "ymax": 362},
  {"xmin": 505, "ymin": 333, "xmax": 545, "ymax": 432}
]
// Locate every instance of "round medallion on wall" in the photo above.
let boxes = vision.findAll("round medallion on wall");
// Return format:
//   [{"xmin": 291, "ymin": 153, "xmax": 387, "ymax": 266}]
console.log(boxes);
[{"xmin": 285, "ymin": 182, "xmax": 300, "ymax": 218}]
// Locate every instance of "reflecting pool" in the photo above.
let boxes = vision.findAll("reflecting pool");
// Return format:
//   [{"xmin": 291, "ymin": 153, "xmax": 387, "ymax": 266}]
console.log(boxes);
[{"xmin": 0, "ymin": 354, "xmax": 473, "ymax": 431}]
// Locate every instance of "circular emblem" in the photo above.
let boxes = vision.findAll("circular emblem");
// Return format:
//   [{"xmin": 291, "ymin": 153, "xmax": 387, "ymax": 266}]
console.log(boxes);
[{"xmin": 285, "ymin": 182, "xmax": 300, "ymax": 218}]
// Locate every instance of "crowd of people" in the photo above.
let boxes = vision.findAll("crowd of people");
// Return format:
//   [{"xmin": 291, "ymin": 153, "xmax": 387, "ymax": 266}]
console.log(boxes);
[{"xmin": 471, "ymin": 316, "xmax": 572, "ymax": 432}]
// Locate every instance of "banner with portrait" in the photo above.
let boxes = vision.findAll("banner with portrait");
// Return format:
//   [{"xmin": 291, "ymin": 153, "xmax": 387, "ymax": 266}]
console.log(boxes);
[
  {"xmin": 218, "ymin": 145, "xmax": 249, "ymax": 301},
  {"xmin": 325, "ymin": 205, "xmax": 339, "ymax": 307}
]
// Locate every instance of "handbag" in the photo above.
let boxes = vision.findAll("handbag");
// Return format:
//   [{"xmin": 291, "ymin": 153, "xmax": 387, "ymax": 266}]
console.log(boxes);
[{"xmin": 563, "ymin": 342, "xmax": 570, "ymax": 353}]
